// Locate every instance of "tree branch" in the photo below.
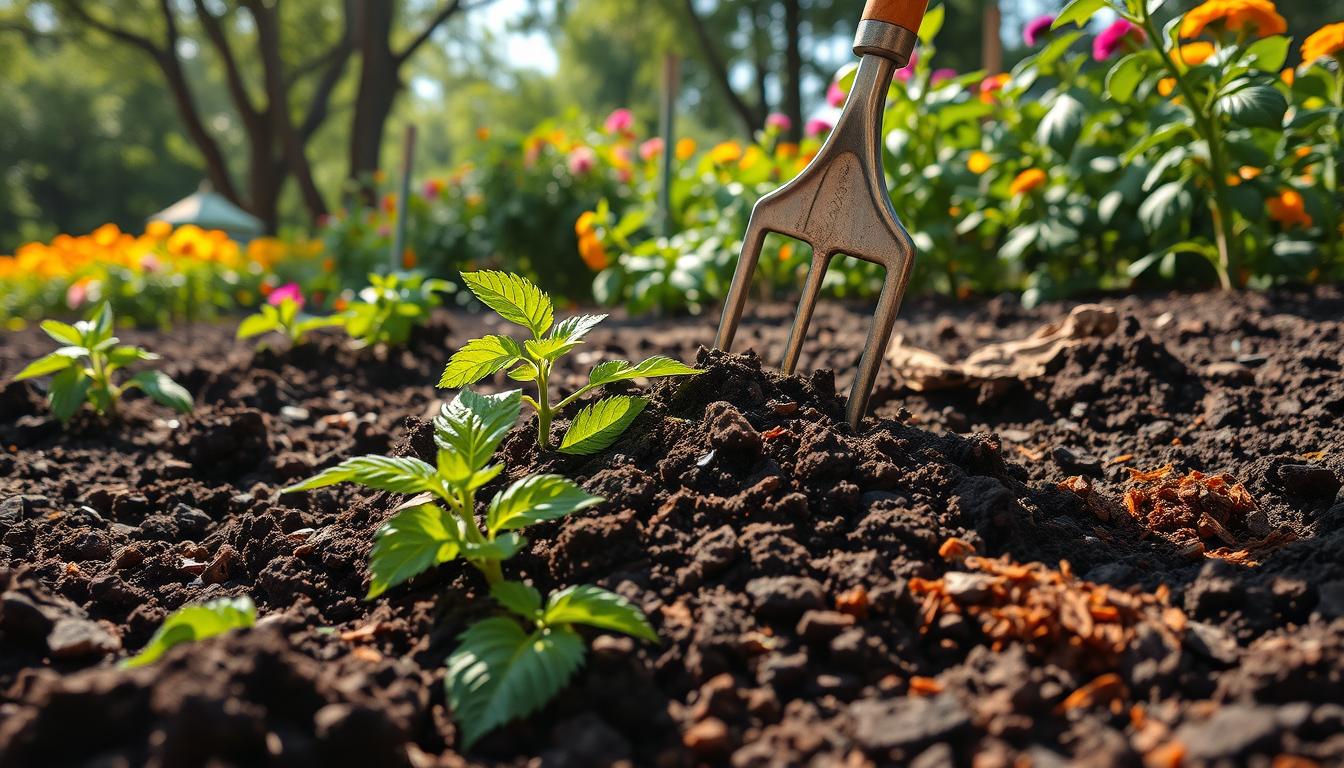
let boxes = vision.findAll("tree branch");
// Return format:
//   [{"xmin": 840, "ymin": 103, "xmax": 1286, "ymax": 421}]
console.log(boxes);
[
  {"xmin": 192, "ymin": 0, "xmax": 261, "ymax": 124},
  {"xmin": 58, "ymin": 0, "xmax": 162, "ymax": 54},
  {"xmin": 679, "ymin": 0, "xmax": 762, "ymax": 135},
  {"xmin": 394, "ymin": 0, "xmax": 462, "ymax": 64}
]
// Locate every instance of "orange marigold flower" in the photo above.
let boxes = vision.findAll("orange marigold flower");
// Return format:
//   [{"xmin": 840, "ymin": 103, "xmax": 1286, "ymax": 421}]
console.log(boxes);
[
  {"xmin": 1180, "ymin": 0, "xmax": 1286, "ymax": 40},
  {"xmin": 1238, "ymin": 166, "xmax": 1262, "ymax": 180},
  {"xmin": 575, "ymin": 211, "xmax": 597, "ymax": 238},
  {"xmin": 145, "ymin": 220, "xmax": 172, "ymax": 240},
  {"xmin": 1302, "ymin": 23, "xmax": 1344, "ymax": 64},
  {"xmin": 1267, "ymin": 189, "xmax": 1312, "ymax": 229},
  {"xmin": 709, "ymin": 141, "xmax": 743, "ymax": 165},
  {"xmin": 1279, "ymin": 67, "xmax": 1295, "ymax": 85},
  {"xmin": 675, "ymin": 137, "xmax": 697, "ymax": 161},
  {"xmin": 402, "ymin": 247, "xmax": 417, "ymax": 270},
  {"xmin": 967, "ymin": 150, "xmax": 992, "ymax": 174},
  {"xmin": 1010, "ymin": 168, "xmax": 1048, "ymax": 197},
  {"xmin": 577, "ymin": 232, "xmax": 608, "ymax": 271},
  {"xmin": 1177, "ymin": 41, "xmax": 1215, "ymax": 67},
  {"xmin": 776, "ymin": 142, "xmax": 799, "ymax": 160},
  {"xmin": 1158, "ymin": 77, "xmax": 1177, "ymax": 96}
]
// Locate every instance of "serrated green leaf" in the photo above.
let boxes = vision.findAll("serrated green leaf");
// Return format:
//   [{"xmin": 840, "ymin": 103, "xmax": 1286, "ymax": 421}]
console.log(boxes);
[
  {"xmin": 491, "ymin": 581, "xmax": 542, "ymax": 620},
  {"xmin": 1036, "ymin": 92, "xmax": 1086, "ymax": 156},
  {"xmin": 543, "ymin": 585, "xmax": 657, "ymax": 641},
  {"xmin": 127, "ymin": 370, "xmax": 193, "ymax": 414},
  {"xmin": 588, "ymin": 356, "xmax": 701, "ymax": 387},
  {"xmin": 283, "ymin": 455, "xmax": 440, "ymax": 495},
  {"xmin": 460, "ymin": 533, "xmax": 526, "ymax": 564},
  {"xmin": 445, "ymin": 618, "xmax": 586, "ymax": 748},
  {"xmin": 49, "ymin": 366, "xmax": 91, "ymax": 423},
  {"xmin": 237, "ymin": 313, "xmax": 279, "ymax": 339},
  {"xmin": 524, "ymin": 337, "xmax": 581, "ymax": 362},
  {"xmin": 439, "ymin": 336, "xmax": 523, "ymax": 388},
  {"xmin": 1217, "ymin": 82, "xmax": 1287, "ymax": 129},
  {"xmin": 507, "ymin": 363, "xmax": 538, "ymax": 382},
  {"xmin": 106, "ymin": 346, "xmax": 159, "ymax": 367},
  {"xmin": 548, "ymin": 314, "xmax": 607, "ymax": 345},
  {"xmin": 433, "ymin": 389, "xmax": 522, "ymax": 475},
  {"xmin": 486, "ymin": 475, "xmax": 602, "ymax": 536},
  {"xmin": 461, "ymin": 271, "xmax": 554, "ymax": 338},
  {"xmin": 1106, "ymin": 53, "xmax": 1146, "ymax": 103},
  {"xmin": 366, "ymin": 503, "xmax": 461, "ymax": 599},
  {"xmin": 559, "ymin": 396, "xmax": 648, "ymax": 455},
  {"xmin": 1052, "ymin": 0, "xmax": 1107, "ymax": 29},
  {"xmin": 121, "ymin": 596, "xmax": 256, "ymax": 668},
  {"xmin": 1244, "ymin": 35, "xmax": 1290, "ymax": 72},
  {"xmin": 13, "ymin": 349, "xmax": 81, "ymax": 380},
  {"xmin": 40, "ymin": 320, "xmax": 83, "ymax": 346}
]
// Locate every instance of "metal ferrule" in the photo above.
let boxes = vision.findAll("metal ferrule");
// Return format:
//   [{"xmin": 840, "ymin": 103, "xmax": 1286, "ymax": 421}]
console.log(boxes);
[{"xmin": 853, "ymin": 19, "xmax": 918, "ymax": 66}]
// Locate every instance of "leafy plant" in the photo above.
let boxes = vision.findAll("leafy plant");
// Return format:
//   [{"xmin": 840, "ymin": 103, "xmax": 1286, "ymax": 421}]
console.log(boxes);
[
  {"xmin": 12, "ymin": 302, "xmax": 193, "ymax": 423},
  {"xmin": 341, "ymin": 271, "xmax": 454, "ymax": 347},
  {"xmin": 121, "ymin": 596, "xmax": 256, "ymax": 668},
  {"xmin": 447, "ymin": 581, "xmax": 655, "ymax": 747},
  {"xmin": 237, "ymin": 287, "xmax": 342, "ymax": 346},
  {"xmin": 439, "ymin": 271, "xmax": 701, "ymax": 452}
]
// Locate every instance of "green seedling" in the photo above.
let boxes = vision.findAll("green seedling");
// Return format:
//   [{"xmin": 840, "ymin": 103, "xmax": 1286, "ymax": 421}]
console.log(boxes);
[
  {"xmin": 237, "ymin": 298, "xmax": 342, "ymax": 346},
  {"xmin": 12, "ymin": 302, "xmax": 193, "ymax": 423},
  {"xmin": 342, "ymin": 271, "xmax": 453, "ymax": 347},
  {"xmin": 283, "ymin": 389, "xmax": 600, "ymax": 592},
  {"xmin": 440, "ymin": 270, "xmax": 701, "ymax": 452},
  {"xmin": 121, "ymin": 596, "xmax": 256, "ymax": 668},
  {"xmin": 447, "ymin": 581, "xmax": 655, "ymax": 747}
]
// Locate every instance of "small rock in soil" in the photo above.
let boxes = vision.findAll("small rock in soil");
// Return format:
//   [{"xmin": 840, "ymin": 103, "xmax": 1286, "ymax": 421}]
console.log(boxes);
[
  {"xmin": 1176, "ymin": 704, "xmax": 1282, "ymax": 760},
  {"xmin": 1275, "ymin": 464, "xmax": 1341, "ymax": 499},
  {"xmin": 47, "ymin": 618, "xmax": 120, "ymax": 659},
  {"xmin": 849, "ymin": 693, "xmax": 971, "ymax": 752},
  {"xmin": 796, "ymin": 610, "xmax": 855, "ymax": 643},
  {"xmin": 1051, "ymin": 446, "xmax": 1102, "ymax": 477},
  {"xmin": 746, "ymin": 576, "xmax": 825, "ymax": 620},
  {"xmin": 705, "ymin": 402, "xmax": 761, "ymax": 458},
  {"xmin": 682, "ymin": 717, "xmax": 731, "ymax": 757}
]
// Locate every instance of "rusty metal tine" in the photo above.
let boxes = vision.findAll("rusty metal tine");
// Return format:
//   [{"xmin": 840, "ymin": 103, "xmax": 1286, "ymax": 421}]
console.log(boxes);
[
  {"xmin": 781, "ymin": 250, "xmax": 832, "ymax": 375},
  {"xmin": 845, "ymin": 268, "xmax": 908, "ymax": 429},
  {"xmin": 714, "ymin": 218, "xmax": 769, "ymax": 353}
]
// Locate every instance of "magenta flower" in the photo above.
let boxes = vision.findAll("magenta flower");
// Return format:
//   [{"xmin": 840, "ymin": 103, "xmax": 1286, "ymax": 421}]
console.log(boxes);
[
  {"xmin": 896, "ymin": 49, "xmax": 919, "ymax": 83},
  {"xmin": 639, "ymin": 137, "xmax": 664, "ymax": 162},
  {"xmin": 805, "ymin": 118, "xmax": 833, "ymax": 137},
  {"xmin": 1093, "ymin": 19, "xmax": 1143, "ymax": 61},
  {"xmin": 766, "ymin": 112, "xmax": 793, "ymax": 132},
  {"xmin": 422, "ymin": 179, "xmax": 445, "ymax": 199},
  {"xmin": 1024, "ymin": 14, "xmax": 1055, "ymax": 46},
  {"xmin": 604, "ymin": 108, "xmax": 634, "ymax": 136},
  {"xmin": 567, "ymin": 146, "xmax": 597, "ymax": 176},
  {"xmin": 268, "ymin": 282, "xmax": 304, "ymax": 308},
  {"xmin": 826, "ymin": 81, "xmax": 847, "ymax": 107},
  {"xmin": 931, "ymin": 68, "xmax": 957, "ymax": 86}
]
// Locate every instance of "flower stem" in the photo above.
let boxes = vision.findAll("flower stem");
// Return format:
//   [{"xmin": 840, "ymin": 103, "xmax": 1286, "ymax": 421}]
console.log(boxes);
[{"xmin": 535, "ymin": 362, "xmax": 552, "ymax": 449}]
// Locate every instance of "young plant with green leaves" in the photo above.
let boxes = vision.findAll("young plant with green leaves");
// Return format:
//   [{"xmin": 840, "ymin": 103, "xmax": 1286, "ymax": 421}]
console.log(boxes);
[
  {"xmin": 341, "ymin": 271, "xmax": 454, "ymax": 347},
  {"xmin": 121, "ymin": 596, "xmax": 256, "ymax": 668},
  {"xmin": 439, "ymin": 271, "xmax": 701, "ymax": 453},
  {"xmin": 12, "ymin": 302, "xmax": 193, "ymax": 423},
  {"xmin": 236, "ymin": 291, "xmax": 342, "ymax": 346}
]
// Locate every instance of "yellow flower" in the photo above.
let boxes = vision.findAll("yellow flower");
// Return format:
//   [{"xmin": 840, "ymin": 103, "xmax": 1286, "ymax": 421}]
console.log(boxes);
[
  {"xmin": 577, "ymin": 231, "xmax": 608, "ymax": 271},
  {"xmin": 1158, "ymin": 78, "xmax": 1177, "ymax": 96},
  {"xmin": 1302, "ymin": 22, "xmax": 1344, "ymax": 64},
  {"xmin": 967, "ymin": 151, "xmax": 992, "ymax": 175},
  {"xmin": 709, "ymin": 141, "xmax": 743, "ymax": 165},
  {"xmin": 675, "ymin": 138, "xmax": 697, "ymax": 161},
  {"xmin": 1176, "ymin": 42, "xmax": 1215, "ymax": 67},
  {"xmin": 776, "ymin": 142, "xmax": 799, "ymax": 160},
  {"xmin": 575, "ymin": 211, "xmax": 597, "ymax": 238},
  {"xmin": 1180, "ymin": 0, "xmax": 1286, "ymax": 40},
  {"xmin": 1267, "ymin": 189, "xmax": 1311, "ymax": 229},
  {"xmin": 1010, "ymin": 168, "xmax": 1048, "ymax": 197},
  {"xmin": 1280, "ymin": 68, "xmax": 1295, "ymax": 85},
  {"xmin": 145, "ymin": 220, "xmax": 172, "ymax": 240}
]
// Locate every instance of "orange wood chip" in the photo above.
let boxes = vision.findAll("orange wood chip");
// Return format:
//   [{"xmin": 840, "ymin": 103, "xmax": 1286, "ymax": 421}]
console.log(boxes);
[
  {"xmin": 1126, "ymin": 464, "xmax": 1174, "ymax": 483},
  {"xmin": 1059, "ymin": 673, "xmax": 1127, "ymax": 713},
  {"xmin": 908, "ymin": 676, "xmax": 944, "ymax": 695},
  {"xmin": 339, "ymin": 622, "xmax": 384, "ymax": 643},
  {"xmin": 835, "ymin": 586, "xmax": 870, "ymax": 619},
  {"xmin": 761, "ymin": 426, "xmax": 789, "ymax": 440},
  {"xmin": 1110, "ymin": 454, "xmax": 1135, "ymax": 465},
  {"xmin": 938, "ymin": 537, "xmax": 975, "ymax": 562},
  {"xmin": 350, "ymin": 646, "xmax": 383, "ymax": 663}
]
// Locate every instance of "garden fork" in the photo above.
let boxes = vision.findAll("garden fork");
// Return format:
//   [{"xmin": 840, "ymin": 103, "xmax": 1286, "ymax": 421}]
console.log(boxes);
[{"xmin": 714, "ymin": 0, "xmax": 926, "ymax": 429}]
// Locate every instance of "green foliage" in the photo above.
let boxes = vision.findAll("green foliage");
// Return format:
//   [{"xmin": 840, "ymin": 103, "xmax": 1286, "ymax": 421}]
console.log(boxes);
[
  {"xmin": 237, "ymin": 298, "xmax": 342, "ymax": 346},
  {"xmin": 339, "ymin": 272, "xmax": 454, "ymax": 348},
  {"xmin": 13, "ymin": 302, "xmax": 192, "ymax": 423},
  {"xmin": 441, "ymin": 271, "xmax": 700, "ymax": 450},
  {"xmin": 121, "ymin": 596, "xmax": 256, "ymax": 668}
]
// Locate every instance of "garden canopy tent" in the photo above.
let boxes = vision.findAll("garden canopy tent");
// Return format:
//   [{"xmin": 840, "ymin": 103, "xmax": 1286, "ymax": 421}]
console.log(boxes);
[{"xmin": 149, "ymin": 183, "xmax": 264, "ymax": 241}]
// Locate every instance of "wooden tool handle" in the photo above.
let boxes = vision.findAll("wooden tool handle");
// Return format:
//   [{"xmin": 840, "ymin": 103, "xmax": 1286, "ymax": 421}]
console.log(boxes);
[{"xmin": 862, "ymin": 0, "xmax": 929, "ymax": 33}]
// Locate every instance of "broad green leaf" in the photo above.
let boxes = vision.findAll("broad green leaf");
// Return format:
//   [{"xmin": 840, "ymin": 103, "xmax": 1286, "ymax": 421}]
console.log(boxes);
[
  {"xmin": 88, "ymin": 302, "xmax": 115, "ymax": 341},
  {"xmin": 433, "ymin": 389, "xmax": 522, "ymax": 475},
  {"xmin": 283, "ymin": 455, "xmax": 440, "ymax": 495},
  {"xmin": 486, "ymin": 475, "xmax": 602, "ymax": 535},
  {"xmin": 543, "ymin": 585, "xmax": 657, "ymax": 642},
  {"xmin": 559, "ymin": 396, "xmax": 648, "ymax": 455},
  {"xmin": 917, "ymin": 2, "xmax": 944, "ymax": 43},
  {"xmin": 588, "ymin": 356, "xmax": 701, "ymax": 387},
  {"xmin": 367, "ymin": 503, "xmax": 461, "ymax": 599},
  {"xmin": 460, "ymin": 533, "xmax": 526, "ymax": 562},
  {"xmin": 106, "ymin": 346, "xmax": 159, "ymax": 367},
  {"xmin": 39, "ymin": 320, "xmax": 82, "ymax": 346},
  {"xmin": 507, "ymin": 363, "xmax": 538, "ymax": 382},
  {"xmin": 1123, "ymin": 121, "xmax": 1191, "ymax": 163},
  {"xmin": 491, "ymin": 581, "xmax": 542, "ymax": 620},
  {"xmin": 49, "ymin": 366, "xmax": 91, "ymax": 423},
  {"xmin": 439, "ymin": 336, "xmax": 523, "ymax": 388},
  {"xmin": 1106, "ymin": 53, "xmax": 1146, "ymax": 103},
  {"xmin": 460, "ymin": 271, "xmax": 554, "ymax": 338},
  {"xmin": 121, "ymin": 596, "xmax": 256, "ymax": 668},
  {"xmin": 548, "ymin": 314, "xmax": 607, "ymax": 345},
  {"xmin": 293, "ymin": 315, "xmax": 346, "ymax": 336},
  {"xmin": 236, "ymin": 313, "xmax": 279, "ymax": 339},
  {"xmin": 524, "ymin": 337, "xmax": 581, "ymax": 362},
  {"xmin": 1098, "ymin": 190, "xmax": 1125, "ymax": 226},
  {"xmin": 1052, "ymin": 0, "xmax": 1107, "ymax": 29},
  {"xmin": 1217, "ymin": 82, "xmax": 1287, "ymax": 129},
  {"xmin": 1138, "ymin": 181, "xmax": 1193, "ymax": 235},
  {"xmin": 127, "ymin": 371, "xmax": 193, "ymax": 414},
  {"xmin": 1036, "ymin": 92, "xmax": 1086, "ymax": 156},
  {"xmin": 445, "ymin": 618, "xmax": 586, "ymax": 748},
  {"xmin": 13, "ymin": 350, "xmax": 80, "ymax": 380},
  {"xmin": 1244, "ymin": 35, "xmax": 1290, "ymax": 72}
]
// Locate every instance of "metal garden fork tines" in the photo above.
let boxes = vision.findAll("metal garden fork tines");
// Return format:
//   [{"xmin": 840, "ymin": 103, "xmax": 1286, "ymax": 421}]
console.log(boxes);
[{"xmin": 714, "ymin": 0, "xmax": 927, "ymax": 430}]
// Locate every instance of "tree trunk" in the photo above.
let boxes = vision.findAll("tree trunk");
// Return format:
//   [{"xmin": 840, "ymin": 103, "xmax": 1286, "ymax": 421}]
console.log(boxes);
[
  {"xmin": 781, "ymin": 0, "xmax": 803, "ymax": 142},
  {"xmin": 680, "ymin": 0, "xmax": 762, "ymax": 136},
  {"xmin": 349, "ymin": 0, "xmax": 400, "ymax": 189},
  {"xmin": 982, "ymin": 1, "xmax": 1003, "ymax": 74}
]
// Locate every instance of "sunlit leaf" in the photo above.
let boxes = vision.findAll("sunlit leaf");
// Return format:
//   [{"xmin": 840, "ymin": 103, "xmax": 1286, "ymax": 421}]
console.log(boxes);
[
  {"xmin": 559, "ymin": 396, "xmax": 648, "ymax": 455},
  {"xmin": 121, "ymin": 597, "xmax": 256, "ymax": 668},
  {"xmin": 460, "ymin": 271, "xmax": 554, "ymax": 338},
  {"xmin": 439, "ymin": 335, "xmax": 523, "ymax": 388},
  {"xmin": 486, "ymin": 475, "xmax": 602, "ymax": 535},
  {"xmin": 366, "ymin": 503, "xmax": 461, "ymax": 599},
  {"xmin": 542, "ymin": 585, "xmax": 657, "ymax": 642}
]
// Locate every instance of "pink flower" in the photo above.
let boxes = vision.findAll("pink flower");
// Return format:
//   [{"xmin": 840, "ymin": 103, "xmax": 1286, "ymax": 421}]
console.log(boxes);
[
  {"xmin": 567, "ymin": 146, "xmax": 597, "ymax": 176},
  {"xmin": 826, "ymin": 81, "xmax": 847, "ymax": 107},
  {"xmin": 139, "ymin": 254, "xmax": 162, "ymax": 273},
  {"xmin": 931, "ymin": 68, "xmax": 957, "ymax": 85},
  {"xmin": 805, "ymin": 118, "xmax": 833, "ymax": 137},
  {"xmin": 1093, "ymin": 19, "xmax": 1143, "ymax": 61},
  {"xmin": 268, "ymin": 282, "xmax": 304, "ymax": 308},
  {"xmin": 1024, "ymin": 14, "xmax": 1055, "ymax": 46},
  {"xmin": 766, "ymin": 112, "xmax": 793, "ymax": 132},
  {"xmin": 66, "ymin": 281, "xmax": 89, "ymax": 309},
  {"xmin": 422, "ymin": 179, "xmax": 445, "ymax": 199},
  {"xmin": 604, "ymin": 108, "xmax": 634, "ymax": 136},
  {"xmin": 896, "ymin": 50, "xmax": 919, "ymax": 83},
  {"xmin": 639, "ymin": 137, "xmax": 664, "ymax": 162}
]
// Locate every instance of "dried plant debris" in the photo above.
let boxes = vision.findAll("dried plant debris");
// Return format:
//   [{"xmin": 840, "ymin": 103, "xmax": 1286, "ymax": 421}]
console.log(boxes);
[{"xmin": 910, "ymin": 540, "xmax": 1186, "ymax": 673}]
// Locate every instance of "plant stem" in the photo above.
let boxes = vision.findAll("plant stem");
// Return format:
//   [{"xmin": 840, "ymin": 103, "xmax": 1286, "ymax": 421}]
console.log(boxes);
[
  {"xmin": 456, "ymin": 487, "xmax": 503, "ymax": 585},
  {"xmin": 535, "ymin": 361, "xmax": 552, "ymax": 449}
]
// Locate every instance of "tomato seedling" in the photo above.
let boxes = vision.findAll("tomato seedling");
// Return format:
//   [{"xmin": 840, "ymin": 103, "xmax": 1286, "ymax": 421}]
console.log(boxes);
[
  {"xmin": 440, "ymin": 270, "xmax": 701, "ymax": 452},
  {"xmin": 237, "ymin": 296, "xmax": 342, "ymax": 346},
  {"xmin": 121, "ymin": 596, "xmax": 256, "ymax": 668},
  {"xmin": 340, "ymin": 271, "xmax": 453, "ymax": 347},
  {"xmin": 13, "ymin": 302, "xmax": 193, "ymax": 423}
]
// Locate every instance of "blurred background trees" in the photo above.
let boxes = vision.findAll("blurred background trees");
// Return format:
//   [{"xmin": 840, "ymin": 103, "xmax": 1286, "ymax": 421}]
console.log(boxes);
[{"xmin": 1, "ymin": 0, "xmax": 1339, "ymax": 250}]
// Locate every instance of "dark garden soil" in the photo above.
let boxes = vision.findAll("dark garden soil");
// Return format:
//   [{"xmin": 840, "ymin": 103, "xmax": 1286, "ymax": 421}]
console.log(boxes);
[{"xmin": 1, "ymin": 286, "xmax": 1342, "ymax": 767}]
